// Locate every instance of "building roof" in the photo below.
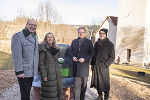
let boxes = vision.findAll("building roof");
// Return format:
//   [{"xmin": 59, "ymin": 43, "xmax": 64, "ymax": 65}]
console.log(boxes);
[
  {"xmin": 109, "ymin": 16, "xmax": 118, "ymax": 26},
  {"xmin": 96, "ymin": 16, "xmax": 118, "ymax": 32}
]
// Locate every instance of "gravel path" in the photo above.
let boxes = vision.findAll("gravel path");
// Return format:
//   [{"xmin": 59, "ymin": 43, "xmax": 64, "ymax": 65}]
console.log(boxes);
[
  {"xmin": 0, "ymin": 70, "xmax": 150, "ymax": 100},
  {"xmin": 86, "ymin": 75, "xmax": 150, "ymax": 100},
  {"xmin": 1, "ymin": 74, "xmax": 150, "ymax": 100},
  {"xmin": 0, "ymin": 84, "xmax": 20, "ymax": 100}
]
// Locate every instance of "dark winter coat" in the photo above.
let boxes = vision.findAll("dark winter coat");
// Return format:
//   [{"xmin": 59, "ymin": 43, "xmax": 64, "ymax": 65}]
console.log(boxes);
[
  {"xmin": 70, "ymin": 37, "xmax": 94, "ymax": 77},
  {"xmin": 90, "ymin": 38, "xmax": 115, "ymax": 92},
  {"xmin": 38, "ymin": 42, "xmax": 63, "ymax": 100}
]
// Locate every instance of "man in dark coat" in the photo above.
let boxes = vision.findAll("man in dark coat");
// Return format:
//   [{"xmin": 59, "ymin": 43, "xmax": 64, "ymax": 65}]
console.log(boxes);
[
  {"xmin": 70, "ymin": 27, "xmax": 94, "ymax": 100},
  {"xmin": 90, "ymin": 28, "xmax": 115, "ymax": 100}
]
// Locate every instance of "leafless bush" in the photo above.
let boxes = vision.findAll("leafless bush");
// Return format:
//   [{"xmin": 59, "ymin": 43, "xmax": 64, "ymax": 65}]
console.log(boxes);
[{"xmin": 0, "ymin": 21, "xmax": 7, "ymax": 39}]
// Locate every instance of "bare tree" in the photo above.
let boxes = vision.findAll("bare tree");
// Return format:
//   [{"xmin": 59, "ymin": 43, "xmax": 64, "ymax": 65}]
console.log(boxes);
[
  {"xmin": 35, "ymin": 1, "xmax": 62, "ymax": 24},
  {"xmin": 36, "ymin": 2, "xmax": 44, "ymax": 21},
  {"xmin": 45, "ymin": 1, "xmax": 52, "ymax": 23},
  {"xmin": 90, "ymin": 17, "xmax": 103, "ymax": 33},
  {"xmin": 91, "ymin": 17, "xmax": 103, "ymax": 25}
]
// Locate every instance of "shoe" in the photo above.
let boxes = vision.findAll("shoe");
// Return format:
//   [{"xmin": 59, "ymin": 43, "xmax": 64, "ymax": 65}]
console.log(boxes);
[
  {"xmin": 104, "ymin": 91, "xmax": 109, "ymax": 100},
  {"xmin": 96, "ymin": 96, "xmax": 103, "ymax": 100}
]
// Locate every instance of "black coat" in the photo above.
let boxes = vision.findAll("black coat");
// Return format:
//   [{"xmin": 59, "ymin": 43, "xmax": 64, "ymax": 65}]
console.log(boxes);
[
  {"xmin": 70, "ymin": 37, "xmax": 94, "ymax": 77},
  {"xmin": 90, "ymin": 38, "xmax": 115, "ymax": 92}
]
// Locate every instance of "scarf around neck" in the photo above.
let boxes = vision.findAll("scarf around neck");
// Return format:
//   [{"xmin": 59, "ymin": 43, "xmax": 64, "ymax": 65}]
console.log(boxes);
[
  {"xmin": 97, "ymin": 37, "xmax": 108, "ymax": 47},
  {"xmin": 22, "ymin": 28, "xmax": 36, "ymax": 37}
]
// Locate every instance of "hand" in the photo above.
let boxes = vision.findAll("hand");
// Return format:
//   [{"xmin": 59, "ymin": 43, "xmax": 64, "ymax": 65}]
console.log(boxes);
[
  {"xmin": 79, "ymin": 58, "xmax": 85, "ymax": 63},
  {"xmin": 17, "ymin": 74, "xmax": 24, "ymax": 78},
  {"xmin": 73, "ymin": 57, "xmax": 78, "ymax": 62},
  {"xmin": 43, "ymin": 77, "xmax": 48, "ymax": 81}
]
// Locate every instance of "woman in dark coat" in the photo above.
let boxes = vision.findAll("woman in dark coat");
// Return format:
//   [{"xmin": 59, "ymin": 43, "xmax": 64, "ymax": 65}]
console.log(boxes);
[
  {"xmin": 39, "ymin": 32, "xmax": 63, "ymax": 100},
  {"xmin": 90, "ymin": 28, "xmax": 115, "ymax": 100}
]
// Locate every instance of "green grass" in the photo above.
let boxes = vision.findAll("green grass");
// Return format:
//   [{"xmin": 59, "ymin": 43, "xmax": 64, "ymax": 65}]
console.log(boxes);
[
  {"xmin": 110, "ymin": 64, "xmax": 150, "ymax": 84},
  {"xmin": 0, "ymin": 51, "xmax": 13, "ymax": 70}
]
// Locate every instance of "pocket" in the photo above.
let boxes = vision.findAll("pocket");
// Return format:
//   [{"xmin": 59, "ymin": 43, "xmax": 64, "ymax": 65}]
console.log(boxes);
[
  {"xmin": 22, "ymin": 42, "xmax": 32, "ymax": 54},
  {"xmin": 22, "ymin": 42, "xmax": 32, "ymax": 46}
]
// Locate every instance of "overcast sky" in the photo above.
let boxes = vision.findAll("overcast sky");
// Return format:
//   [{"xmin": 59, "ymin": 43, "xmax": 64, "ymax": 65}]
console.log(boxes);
[{"xmin": 0, "ymin": 0, "xmax": 118, "ymax": 25}]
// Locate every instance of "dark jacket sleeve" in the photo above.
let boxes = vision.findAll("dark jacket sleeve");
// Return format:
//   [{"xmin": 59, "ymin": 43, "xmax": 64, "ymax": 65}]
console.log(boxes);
[
  {"xmin": 90, "ymin": 42, "xmax": 98, "ymax": 65},
  {"xmin": 104, "ymin": 43, "xmax": 115, "ymax": 67},
  {"xmin": 69, "ymin": 40, "xmax": 75, "ymax": 59},
  {"xmin": 84, "ymin": 40, "xmax": 95, "ymax": 61},
  {"xmin": 38, "ymin": 45, "xmax": 47, "ymax": 78}
]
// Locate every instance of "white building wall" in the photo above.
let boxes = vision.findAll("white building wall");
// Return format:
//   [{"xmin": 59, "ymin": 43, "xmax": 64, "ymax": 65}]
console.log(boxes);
[
  {"xmin": 144, "ymin": 0, "xmax": 150, "ymax": 67},
  {"xmin": 107, "ymin": 19, "xmax": 117, "ymax": 50},
  {"xmin": 116, "ymin": 0, "xmax": 147, "ymax": 67},
  {"xmin": 118, "ymin": 0, "xmax": 146, "ymax": 27}
]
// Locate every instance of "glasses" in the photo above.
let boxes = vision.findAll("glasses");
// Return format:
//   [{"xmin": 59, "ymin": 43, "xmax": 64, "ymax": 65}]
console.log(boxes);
[
  {"xmin": 78, "ymin": 32, "xmax": 85, "ymax": 34},
  {"xmin": 99, "ymin": 32, "xmax": 106, "ymax": 34},
  {"xmin": 28, "ymin": 24, "xmax": 37, "ymax": 27}
]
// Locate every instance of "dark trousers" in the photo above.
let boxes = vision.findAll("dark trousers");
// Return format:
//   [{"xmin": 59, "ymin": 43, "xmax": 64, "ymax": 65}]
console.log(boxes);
[
  {"xmin": 18, "ymin": 77, "xmax": 33, "ymax": 100},
  {"xmin": 74, "ymin": 77, "xmax": 88, "ymax": 100}
]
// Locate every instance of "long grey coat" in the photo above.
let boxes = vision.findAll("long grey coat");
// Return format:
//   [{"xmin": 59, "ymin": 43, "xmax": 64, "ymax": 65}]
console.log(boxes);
[
  {"xmin": 38, "ymin": 42, "xmax": 63, "ymax": 100},
  {"xmin": 90, "ymin": 38, "xmax": 115, "ymax": 92},
  {"xmin": 11, "ymin": 31, "xmax": 39, "ymax": 77}
]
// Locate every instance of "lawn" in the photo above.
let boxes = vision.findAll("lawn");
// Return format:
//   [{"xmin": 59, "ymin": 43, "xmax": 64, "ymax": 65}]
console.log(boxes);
[
  {"xmin": 0, "ymin": 51, "xmax": 13, "ymax": 70},
  {"xmin": 110, "ymin": 64, "xmax": 150, "ymax": 84}
]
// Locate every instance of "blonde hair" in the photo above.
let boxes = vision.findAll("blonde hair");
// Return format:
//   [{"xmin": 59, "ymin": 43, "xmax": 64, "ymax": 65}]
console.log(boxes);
[{"xmin": 43, "ymin": 32, "xmax": 58, "ymax": 49}]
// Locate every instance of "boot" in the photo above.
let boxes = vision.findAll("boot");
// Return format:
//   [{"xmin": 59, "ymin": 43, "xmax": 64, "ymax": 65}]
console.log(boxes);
[
  {"xmin": 96, "ymin": 95, "xmax": 103, "ymax": 100},
  {"xmin": 97, "ymin": 91, "xmax": 103, "ymax": 100},
  {"xmin": 104, "ymin": 91, "xmax": 109, "ymax": 100}
]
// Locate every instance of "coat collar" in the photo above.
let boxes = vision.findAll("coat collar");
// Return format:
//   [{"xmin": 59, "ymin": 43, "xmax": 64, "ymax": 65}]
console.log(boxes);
[
  {"xmin": 25, "ymin": 34, "xmax": 36, "ymax": 43},
  {"xmin": 76, "ymin": 37, "xmax": 87, "ymax": 48},
  {"xmin": 22, "ymin": 28, "xmax": 36, "ymax": 37},
  {"xmin": 96, "ymin": 37, "xmax": 110, "ymax": 50},
  {"xmin": 44, "ymin": 42, "xmax": 51, "ymax": 50},
  {"xmin": 98, "ymin": 37, "xmax": 109, "ymax": 42},
  {"xmin": 22, "ymin": 28, "xmax": 37, "ymax": 43}
]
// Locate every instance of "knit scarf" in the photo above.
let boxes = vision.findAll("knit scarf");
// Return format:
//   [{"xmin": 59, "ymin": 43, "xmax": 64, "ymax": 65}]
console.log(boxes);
[
  {"xmin": 22, "ymin": 28, "xmax": 36, "ymax": 37},
  {"xmin": 97, "ymin": 37, "xmax": 108, "ymax": 47},
  {"xmin": 50, "ymin": 46, "xmax": 59, "ymax": 56}
]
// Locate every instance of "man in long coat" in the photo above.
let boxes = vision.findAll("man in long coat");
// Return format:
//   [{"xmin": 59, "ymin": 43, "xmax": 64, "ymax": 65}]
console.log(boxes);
[
  {"xmin": 90, "ymin": 28, "xmax": 115, "ymax": 100},
  {"xmin": 70, "ymin": 27, "xmax": 94, "ymax": 100}
]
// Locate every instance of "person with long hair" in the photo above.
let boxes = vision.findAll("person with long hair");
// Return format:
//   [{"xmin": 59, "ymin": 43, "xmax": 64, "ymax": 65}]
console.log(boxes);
[{"xmin": 38, "ymin": 32, "xmax": 63, "ymax": 100}]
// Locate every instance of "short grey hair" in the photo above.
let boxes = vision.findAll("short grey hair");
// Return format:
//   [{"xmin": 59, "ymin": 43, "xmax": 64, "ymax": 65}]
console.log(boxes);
[
  {"xmin": 77, "ymin": 27, "xmax": 86, "ymax": 32},
  {"xmin": 26, "ymin": 18, "xmax": 37, "ymax": 25}
]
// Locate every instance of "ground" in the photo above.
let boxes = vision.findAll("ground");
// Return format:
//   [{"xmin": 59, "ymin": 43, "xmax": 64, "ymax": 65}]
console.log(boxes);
[{"xmin": 0, "ymin": 70, "xmax": 150, "ymax": 100}]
